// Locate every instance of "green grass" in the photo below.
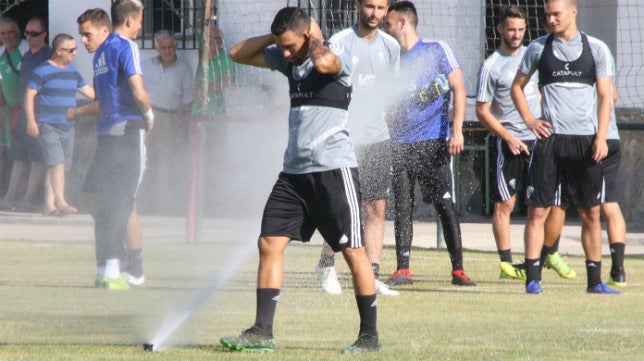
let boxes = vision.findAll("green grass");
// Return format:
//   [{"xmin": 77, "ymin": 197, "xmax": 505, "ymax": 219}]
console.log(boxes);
[{"xmin": 0, "ymin": 238, "xmax": 642, "ymax": 361}]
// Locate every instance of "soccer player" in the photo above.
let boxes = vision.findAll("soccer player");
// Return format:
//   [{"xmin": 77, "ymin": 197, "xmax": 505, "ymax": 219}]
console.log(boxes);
[
  {"xmin": 383, "ymin": 1, "xmax": 475, "ymax": 287},
  {"xmin": 544, "ymin": 80, "xmax": 627, "ymax": 287},
  {"xmin": 511, "ymin": 0, "xmax": 620, "ymax": 294},
  {"xmin": 221, "ymin": 7, "xmax": 380, "ymax": 354},
  {"xmin": 74, "ymin": 1, "xmax": 153, "ymax": 289},
  {"xmin": 476, "ymin": 5, "xmax": 575, "ymax": 281},
  {"xmin": 315, "ymin": 0, "xmax": 400, "ymax": 297}
]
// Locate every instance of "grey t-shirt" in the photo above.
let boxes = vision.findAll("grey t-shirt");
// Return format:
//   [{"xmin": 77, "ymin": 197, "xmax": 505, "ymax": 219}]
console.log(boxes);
[
  {"xmin": 518, "ymin": 32, "xmax": 613, "ymax": 136},
  {"xmin": 477, "ymin": 46, "xmax": 537, "ymax": 140},
  {"xmin": 264, "ymin": 41, "xmax": 358, "ymax": 174},
  {"xmin": 330, "ymin": 26, "xmax": 400, "ymax": 145}
]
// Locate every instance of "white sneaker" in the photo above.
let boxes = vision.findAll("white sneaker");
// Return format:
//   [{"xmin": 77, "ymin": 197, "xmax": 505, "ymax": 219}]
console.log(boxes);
[
  {"xmin": 376, "ymin": 279, "xmax": 399, "ymax": 296},
  {"xmin": 315, "ymin": 264, "xmax": 342, "ymax": 294},
  {"xmin": 122, "ymin": 272, "xmax": 146, "ymax": 287}
]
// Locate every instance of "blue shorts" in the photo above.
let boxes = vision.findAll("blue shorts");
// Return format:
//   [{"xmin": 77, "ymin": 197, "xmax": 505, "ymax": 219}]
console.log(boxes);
[{"xmin": 38, "ymin": 122, "xmax": 75, "ymax": 168}]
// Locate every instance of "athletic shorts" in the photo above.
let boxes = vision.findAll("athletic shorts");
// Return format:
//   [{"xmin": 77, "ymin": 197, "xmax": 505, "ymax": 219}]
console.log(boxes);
[
  {"xmin": 83, "ymin": 129, "xmax": 145, "ymax": 195},
  {"xmin": 601, "ymin": 139, "xmax": 622, "ymax": 203},
  {"xmin": 9, "ymin": 112, "xmax": 43, "ymax": 162},
  {"xmin": 490, "ymin": 137, "xmax": 535, "ymax": 203},
  {"xmin": 355, "ymin": 140, "xmax": 391, "ymax": 202},
  {"xmin": 38, "ymin": 123, "xmax": 75, "ymax": 168},
  {"xmin": 391, "ymin": 139, "xmax": 454, "ymax": 204},
  {"xmin": 260, "ymin": 168, "xmax": 364, "ymax": 252},
  {"xmin": 527, "ymin": 134, "xmax": 603, "ymax": 208}
]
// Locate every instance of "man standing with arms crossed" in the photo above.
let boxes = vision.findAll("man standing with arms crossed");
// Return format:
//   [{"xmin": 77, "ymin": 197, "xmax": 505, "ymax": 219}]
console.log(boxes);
[
  {"xmin": 222, "ymin": 7, "xmax": 380, "ymax": 354},
  {"xmin": 511, "ymin": 0, "xmax": 620, "ymax": 294},
  {"xmin": 315, "ymin": 0, "xmax": 400, "ymax": 296},
  {"xmin": 383, "ymin": 1, "xmax": 475, "ymax": 287},
  {"xmin": 476, "ymin": 5, "xmax": 575, "ymax": 281},
  {"xmin": 74, "ymin": 1, "xmax": 153, "ymax": 289}
]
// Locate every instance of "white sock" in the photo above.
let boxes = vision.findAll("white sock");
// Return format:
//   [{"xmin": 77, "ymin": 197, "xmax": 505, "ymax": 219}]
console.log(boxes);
[{"xmin": 104, "ymin": 258, "xmax": 121, "ymax": 279}]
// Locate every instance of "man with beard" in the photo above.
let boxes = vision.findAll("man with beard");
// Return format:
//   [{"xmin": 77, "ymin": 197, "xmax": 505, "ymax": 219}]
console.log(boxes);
[
  {"xmin": 315, "ymin": 0, "xmax": 400, "ymax": 297},
  {"xmin": 476, "ymin": 6, "xmax": 575, "ymax": 281},
  {"xmin": 222, "ymin": 7, "xmax": 380, "ymax": 354}
]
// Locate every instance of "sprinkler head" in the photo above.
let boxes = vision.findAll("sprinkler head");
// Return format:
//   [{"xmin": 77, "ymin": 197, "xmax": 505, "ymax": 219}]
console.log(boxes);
[{"xmin": 143, "ymin": 343, "xmax": 155, "ymax": 352}]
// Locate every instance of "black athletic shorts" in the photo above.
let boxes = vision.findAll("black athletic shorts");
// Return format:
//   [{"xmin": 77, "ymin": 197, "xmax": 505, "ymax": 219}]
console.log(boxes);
[
  {"xmin": 260, "ymin": 168, "xmax": 364, "ymax": 252},
  {"xmin": 490, "ymin": 137, "xmax": 535, "ymax": 203},
  {"xmin": 601, "ymin": 139, "xmax": 622, "ymax": 203},
  {"xmin": 355, "ymin": 140, "xmax": 391, "ymax": 202},
  {"xmin": 83, "ymin": 129, "xmax": 146, "ymax": 195},
  {"xmin": 527, "ymin": 134, "xmax": 603, "ymax": 208},
  {"xmin": 391, "ymin": 139, "xmax": 454, "ymax": 204}
]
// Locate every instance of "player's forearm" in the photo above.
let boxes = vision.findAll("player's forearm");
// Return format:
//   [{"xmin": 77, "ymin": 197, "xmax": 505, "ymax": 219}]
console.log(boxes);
[
  {"xmin": 229, "ymin": 34, "xmax": 274, "ymax": 66},
  {"xmin": 451, "ymin": 86, "xmax": 466, "ymax": 133},
  {"xmin": 596, "ymin": 95, "xmax": 611, "ymax": 141},
  {"xmin": 310, "ymin": 39, "xmax": 341, "ymax": 75},
  {"xmin": 511, "ymin": 83, "xmax": 535, "ymax": 125},
  {"xmin": 476, "ymin": 104, "xmax": 511, "ymax": 141},
  {"xmin": 74, "ymin": 101, "xmax": 101, "ymax": 117}
]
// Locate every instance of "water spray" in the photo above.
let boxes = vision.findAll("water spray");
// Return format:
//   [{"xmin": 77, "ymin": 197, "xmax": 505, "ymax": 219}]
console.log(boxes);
[{"xmin": 145, "ymin": 237, "xmax": 255, "ymax": 352}]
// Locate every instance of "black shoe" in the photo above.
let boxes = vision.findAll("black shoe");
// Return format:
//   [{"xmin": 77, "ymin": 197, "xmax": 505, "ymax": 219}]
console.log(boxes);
[
  {"xmin": 342, "ymin": 333, "xmax": 381, "ymax": 354},
  {"xmin": 220, "ymin": 326, "xmax": 276, "ymax": 352}
]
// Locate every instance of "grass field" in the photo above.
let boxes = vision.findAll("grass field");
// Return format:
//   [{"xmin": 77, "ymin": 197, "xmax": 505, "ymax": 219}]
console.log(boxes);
[{"xmin": 0, "ymin": 237, "xmax": 642, "ymax": 361}]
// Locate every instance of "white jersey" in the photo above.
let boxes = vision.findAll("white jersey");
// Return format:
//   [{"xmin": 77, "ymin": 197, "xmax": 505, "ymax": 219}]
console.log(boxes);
[
  {"xmin": 330, "ymin": 26, "xmax": 400, "ymax": 145},
  {"xmin": 477, "ymin": 46, "xmax": 537, "ymax": 141}
]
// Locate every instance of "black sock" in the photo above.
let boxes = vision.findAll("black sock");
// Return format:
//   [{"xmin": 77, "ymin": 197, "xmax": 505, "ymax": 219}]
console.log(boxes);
[
  {"xmin": 449, "ymin": 249, "xmax": 464, "ymax": 271},
  {"xmin": 125, "ymin": 248, "xmax": 143, "ymax": 277},
  {"xmin": 254, "ymin": 288, "xmax": 280, "ymax": 335},
  {"xmin": 498, "ymin": 249, "xmax": 513, "ymax": 263},
  {"xmin": 609, "ymin": 243, "xmax": 625, "ymax": 276},
  {"xmin": 540, "ymin": 237, "xmax": 557, "ymax": 266},
  {"xmin": 586, "ymin": 260, "xmax": 602, "ymax": 289},
  {"xmin": 551, "ymin": 237, "xmax": 560, "ymax": 253},
  {"xmin": 525, "ymin": 258, "xmax": 541, "ymax": 285},
  {"xmin": 319, "ymin": 252, "xmax": 335, "ymax": 268},
  {"xmin": 356, "ymin": 294, "xmax": 378, "ymax": 337},
  {"xmin": 371, "ymin": 263, "xmax": 380, "ymax": 280}
]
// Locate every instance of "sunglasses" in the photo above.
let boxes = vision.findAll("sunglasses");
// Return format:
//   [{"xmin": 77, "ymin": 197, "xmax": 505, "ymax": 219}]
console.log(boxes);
[
  {"xmin": 24, "ymin": 31, "xmax": 44, "ymax": 37},
  {"xmin": 59, "ymin": 47, "xmax": 77, "ymax": 53}
]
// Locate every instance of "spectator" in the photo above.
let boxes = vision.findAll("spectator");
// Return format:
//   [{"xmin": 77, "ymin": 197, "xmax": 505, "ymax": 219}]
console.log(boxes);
[
  {"xmin": 24, "ymin": 33, "xmax": 94, "ymax": 216},
  {"xmin": 0, "ymin": 17, "xmax": 44, "ymax": 211},
  {"xmin": 140, "ymin": 29, "xmax": 194, "ymax": 214}
]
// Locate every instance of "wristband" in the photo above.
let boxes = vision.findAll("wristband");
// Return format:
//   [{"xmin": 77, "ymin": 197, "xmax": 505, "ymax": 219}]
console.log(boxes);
[{"xmin": 143, "ymin": 108, "xmax": 154, "ymax": 123}]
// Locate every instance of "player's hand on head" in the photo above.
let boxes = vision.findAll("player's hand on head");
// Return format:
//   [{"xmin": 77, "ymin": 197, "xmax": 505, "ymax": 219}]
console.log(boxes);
[{"xmin": 309, "ymin": 17, "xmax": 323, "ymax": 42}]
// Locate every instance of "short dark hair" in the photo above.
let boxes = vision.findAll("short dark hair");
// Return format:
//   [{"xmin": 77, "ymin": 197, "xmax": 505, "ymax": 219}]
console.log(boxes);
[
  {"xmin": 111, "ymin": 0, "xmax": 144, "ymax": 27},
  {"xmin": 497, "ymin": 5, "xmax": 528, "ymax": 26},
  {"xmin": 77, "ymin": 8, "xmax": 111, "ymax": 30},
  {"xmin": 52, "ymin": 33, "xmax": 74, "ymax": 50},
  {"xmin": 388, "ymin": 1, "xmax": 418, "ymax": 28},
  {"xmin": 270, "ymin": 7, "xmax": 310, "ymax": 36},
  {"xmin": 28, "ymin": 17, "xmax": 48, "ymax": 32}
]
